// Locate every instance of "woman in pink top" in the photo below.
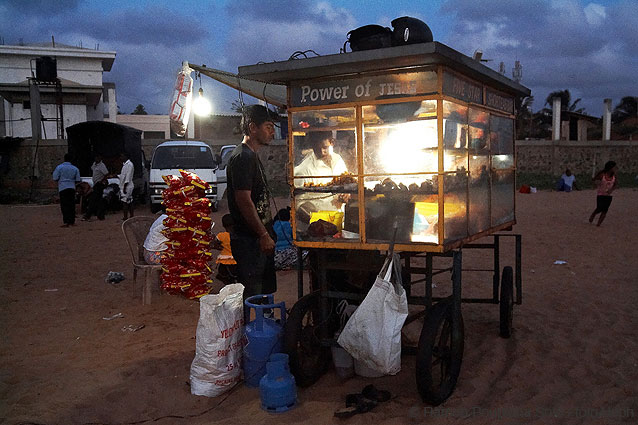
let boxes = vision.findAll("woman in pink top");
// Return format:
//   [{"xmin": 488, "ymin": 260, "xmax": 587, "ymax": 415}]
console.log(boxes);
[{"xmin": 589, "ymin": 161, "xmax": 618, "ymax": 226}]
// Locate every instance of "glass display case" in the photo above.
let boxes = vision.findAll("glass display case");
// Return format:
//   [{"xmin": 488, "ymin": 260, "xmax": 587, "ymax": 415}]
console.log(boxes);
[
  {"xmin": 286, "ymin": 69, "xmax": 517, "ymax": 252},
  {"xmin": 238, "ymin": 44, "xmax": 527, "ymax": 252}
]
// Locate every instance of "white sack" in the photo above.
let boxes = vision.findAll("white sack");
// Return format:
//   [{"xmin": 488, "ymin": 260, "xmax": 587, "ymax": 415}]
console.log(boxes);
[
  {"xmin": 190, "ymin": 283, "xmax": 246, "ymax": 397},
  {"xmin": 337, "ymin": 254, "xmax": 408, "ymax": 375}
]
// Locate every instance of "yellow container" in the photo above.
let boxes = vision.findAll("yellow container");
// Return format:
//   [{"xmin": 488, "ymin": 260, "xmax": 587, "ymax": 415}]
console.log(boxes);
[{"xmin": 310, "ymin": 211, "xmax": 344, "ymax": 231}]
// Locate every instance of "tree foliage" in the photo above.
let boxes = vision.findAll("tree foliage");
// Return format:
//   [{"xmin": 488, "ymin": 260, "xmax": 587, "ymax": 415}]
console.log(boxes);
[
  {"xmin": 544, "ymin": 89, "xmax": 585, "ymax": 113},
  {"xmin": 131, "ymin": 104, "xmax": 148, "ymax": 115},
  {"xmin": 612, "ymin": 96, "xmax": 637, "ymax": 123}
]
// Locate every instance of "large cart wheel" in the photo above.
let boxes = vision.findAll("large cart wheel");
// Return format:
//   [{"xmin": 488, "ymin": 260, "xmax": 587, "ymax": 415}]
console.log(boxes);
[
  {"xmin": 499, "ymin": 266, "xmax": 514, "ymax": 338},
  {"xmin": 416, "ymin": 296, "xmax": 464, "ymax": 405},
  {"xmin": 284, "ymin": 291, "xmax": 331, "ymax": 387}
]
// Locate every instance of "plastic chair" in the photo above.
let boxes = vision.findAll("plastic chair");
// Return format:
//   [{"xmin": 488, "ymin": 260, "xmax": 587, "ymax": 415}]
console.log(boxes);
[{"xmin": 121, "ymin": 216, "xmax": 162, "ymax": 304}]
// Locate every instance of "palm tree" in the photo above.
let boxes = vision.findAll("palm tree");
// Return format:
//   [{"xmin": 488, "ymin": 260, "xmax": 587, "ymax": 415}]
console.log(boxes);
[
  {"xmin": 611, "ymin": 96, "xmax": 637, "ymax": 123},
  {"xmin": 544, "ymin": 89, "xmax": 585, "ymax": 113},
  {"xmin": 515, "ymin": 95, "xmax": 534, "ymax": 139}
]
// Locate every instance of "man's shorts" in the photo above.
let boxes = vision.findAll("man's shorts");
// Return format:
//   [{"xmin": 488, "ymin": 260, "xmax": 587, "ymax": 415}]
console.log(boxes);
[{"xmin": 120, "ymin": 182, "xmax": 134, "ymax": 204}]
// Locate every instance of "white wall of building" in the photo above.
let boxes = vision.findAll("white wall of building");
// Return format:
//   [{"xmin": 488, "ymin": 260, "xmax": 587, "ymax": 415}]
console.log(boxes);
[
  {"xmin": 116, "ymin": 114, "xmax": 170, "ymax": 139},
  {"xmin": 0, "ymin": 44, "xmax": 116, "ymax": 139},
  {"xmin": 3, "ymin": 101, "xmax": 88, "ymax": 138}
]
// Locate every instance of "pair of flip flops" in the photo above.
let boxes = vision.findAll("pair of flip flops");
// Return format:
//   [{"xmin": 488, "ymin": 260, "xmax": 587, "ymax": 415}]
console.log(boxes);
[{"xmin": 334, "ymin": 384, "xmax": 391, "ymax": 418}]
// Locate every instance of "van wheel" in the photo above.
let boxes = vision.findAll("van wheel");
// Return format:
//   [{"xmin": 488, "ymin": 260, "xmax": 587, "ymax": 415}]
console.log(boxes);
[
  {"xmin": 138, "ymin": 183, "xmax": 148, "ymax": 204},
  {"xmin": 150, "ymin": 203, "xmax": 162, "ymax": 214},
  {"xmin": 211, "ymin": 201, "xmax": 218, "ymax": 212}
]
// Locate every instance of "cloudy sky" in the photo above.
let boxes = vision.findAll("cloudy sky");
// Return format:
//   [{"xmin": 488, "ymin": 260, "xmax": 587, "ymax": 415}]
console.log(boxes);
[{"xmin": 2, "ymin": 0, "xmax": 635, "ymax": 116}]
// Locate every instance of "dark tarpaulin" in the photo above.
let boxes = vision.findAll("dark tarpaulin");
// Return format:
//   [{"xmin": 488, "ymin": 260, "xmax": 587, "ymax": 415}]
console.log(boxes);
[{"xmin": 66, "ymin": 121, "xmax": 143, "ymax": 178}]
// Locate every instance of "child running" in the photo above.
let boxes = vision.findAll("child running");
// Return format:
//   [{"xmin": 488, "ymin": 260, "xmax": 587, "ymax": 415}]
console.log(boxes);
[{"xmin": 589, "ymin": 160, "xmax": 618, "ymax": 227}]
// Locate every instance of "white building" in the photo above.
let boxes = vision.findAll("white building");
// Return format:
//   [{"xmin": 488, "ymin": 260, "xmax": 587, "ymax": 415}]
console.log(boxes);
[
  {"xmin": 0, "ymin": 42, "xmax": 117, "ymax": 139},
  {"xmin": 117, "ymin": 114, "xmax": 170, "ymax": 139}
]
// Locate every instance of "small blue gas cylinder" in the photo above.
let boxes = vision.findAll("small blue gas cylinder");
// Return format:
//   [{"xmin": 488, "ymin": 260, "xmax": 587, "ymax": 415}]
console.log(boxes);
[
  {"xmin": 259, "ymin": 353, "xmax": 297, "ymax": 412},
  {"xmin": 243, "ymin": 294, "xmax": 286, "ymax": 387}
]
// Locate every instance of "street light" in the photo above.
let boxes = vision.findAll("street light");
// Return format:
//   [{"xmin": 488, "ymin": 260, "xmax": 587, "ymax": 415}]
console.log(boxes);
[{"xmin": 193, "ymin": 87, "xmax": 211, "ymax": 116}]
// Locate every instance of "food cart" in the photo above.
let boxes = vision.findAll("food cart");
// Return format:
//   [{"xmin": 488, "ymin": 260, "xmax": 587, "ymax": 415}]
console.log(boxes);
[{"xmin": 234, "ymin": 41, "xmax": 530, "ymax": 404}]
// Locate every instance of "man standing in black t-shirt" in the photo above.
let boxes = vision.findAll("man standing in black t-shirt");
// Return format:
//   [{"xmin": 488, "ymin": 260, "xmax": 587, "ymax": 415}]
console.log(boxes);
[{"xmin": 227, "ymin": 105, "xmax": 278, "ymax": 298}]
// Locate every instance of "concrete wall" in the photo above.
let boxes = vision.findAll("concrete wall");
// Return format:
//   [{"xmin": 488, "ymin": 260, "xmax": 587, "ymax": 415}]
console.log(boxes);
[
  {"xmin": 516, "ymin": 140, "xmax": 638, "ymax": 176},
  {"xmin": 3, "ymin": 102, "xmax": 88, "ymax": 139},
  {"xmin": 0, "ymin": 138, "xmax": 67, "ymax": 201}
]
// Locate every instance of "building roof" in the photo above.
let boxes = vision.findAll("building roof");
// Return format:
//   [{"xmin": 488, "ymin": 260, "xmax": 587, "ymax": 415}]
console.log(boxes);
[
  {"xmin": 0, "ymin": 77, "xmax": 103, "ymax": 105},
  {"xmin": 560, "ymin": 110, "xmax": 600, "ymax": 123},
  {"xmin": 0, "ymin": 43, "xmax": 116, "ymax": 71},
  {"xmin": 238, "ymin": 41, "xmax": 530, "ymax": 98}
]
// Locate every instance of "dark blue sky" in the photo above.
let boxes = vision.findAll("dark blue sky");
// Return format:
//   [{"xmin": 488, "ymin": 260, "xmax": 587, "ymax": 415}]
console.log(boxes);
[{"xmin": 2, "ymin": 0, "xmax": 635, "ymax": 116}]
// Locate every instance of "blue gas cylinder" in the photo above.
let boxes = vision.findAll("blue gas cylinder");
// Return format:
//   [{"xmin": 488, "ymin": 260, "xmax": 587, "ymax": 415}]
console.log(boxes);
[
  {"xmin": 243, "ymin": 294, "xmax": 286, "ymax": 387},
  {"xmin": 259, "ymin": 353, "xmax": 297, "ymax": 412}
]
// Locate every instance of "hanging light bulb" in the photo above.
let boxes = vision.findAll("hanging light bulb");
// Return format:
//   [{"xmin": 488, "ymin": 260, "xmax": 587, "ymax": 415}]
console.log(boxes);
[{"xmin": 193, "ymin": 87, "xmax": 211, "ymax": 116}]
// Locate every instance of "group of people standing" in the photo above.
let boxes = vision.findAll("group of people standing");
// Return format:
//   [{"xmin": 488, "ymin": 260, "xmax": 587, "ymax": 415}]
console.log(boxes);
[{"xmin": 52, "ymin": 152, "xmax": 136, "ymax": 227}]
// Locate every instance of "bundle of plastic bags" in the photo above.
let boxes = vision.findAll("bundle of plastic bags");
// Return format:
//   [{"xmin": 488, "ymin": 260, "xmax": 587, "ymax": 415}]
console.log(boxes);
[{"xmin": 160, "ymin": 170, "xmax": 214, "ymax": 299}]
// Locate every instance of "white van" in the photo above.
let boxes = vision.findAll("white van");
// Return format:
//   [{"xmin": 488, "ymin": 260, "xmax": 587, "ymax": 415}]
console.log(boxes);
[
  {"xmin": 215, "ymin": 144, "xmax": 237, "ymax": 201},
  {"xmin": 149, "ymin": 141, "xmax": 221, "ymax": 212}
]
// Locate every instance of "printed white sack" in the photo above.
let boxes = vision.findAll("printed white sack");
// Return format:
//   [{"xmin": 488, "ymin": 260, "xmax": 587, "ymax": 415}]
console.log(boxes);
[
  {"xmin": 337, "ymin": 254, "xmax": 408, "ymax": 375},
  {"xmin": 190, "ymin": 283, "xmax": 246, "ymax": 397}
]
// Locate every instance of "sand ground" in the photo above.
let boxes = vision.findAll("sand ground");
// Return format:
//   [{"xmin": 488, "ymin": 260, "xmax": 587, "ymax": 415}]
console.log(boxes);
[{"xmin": 1, "ymin": 189, "xmax": 637, "ymax": 425}]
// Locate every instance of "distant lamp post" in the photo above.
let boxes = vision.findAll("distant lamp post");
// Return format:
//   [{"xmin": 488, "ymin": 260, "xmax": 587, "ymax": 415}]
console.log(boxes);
[{"xmin": 193, "ymin": 87, "xmax": 211, "ymax": 116}]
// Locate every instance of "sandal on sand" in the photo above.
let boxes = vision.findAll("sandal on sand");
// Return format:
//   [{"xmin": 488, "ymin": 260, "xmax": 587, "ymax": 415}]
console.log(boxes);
[
  {"xmin": 334, "ymin": 394, "xmax": 378, "ymax": 418},
  {"xmin": 361, "ymin": 384, "xmax": 391, "ymax": 402}
]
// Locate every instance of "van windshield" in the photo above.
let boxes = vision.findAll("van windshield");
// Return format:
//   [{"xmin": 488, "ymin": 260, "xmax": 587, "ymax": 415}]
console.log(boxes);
[{"xmin": 152, "ymin": 145, "xmax": 215, "ymax": 169}]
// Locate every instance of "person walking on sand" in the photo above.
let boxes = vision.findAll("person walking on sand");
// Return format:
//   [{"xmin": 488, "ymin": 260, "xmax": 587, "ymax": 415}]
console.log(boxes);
[
  {"xmin": 82, "ymin": 154, "xmax": 109, "ymax": 221},
  {"xmin": 118, "ymin": 152, "xmax": 135, "ymax": 220},
  {"xmin": 589, "ymin": 160, "xmax": 618, "ymax": 226},
  {"xmin": 52, "ymin": 153, "xmax": 81, "ymax": 227}
]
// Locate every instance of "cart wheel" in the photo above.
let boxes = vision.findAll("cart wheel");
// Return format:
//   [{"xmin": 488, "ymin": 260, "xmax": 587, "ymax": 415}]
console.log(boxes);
[
  {"xmin": 284, "ymin": 291, "xmax": 331, "ymax": 387},
  {"xmin": 499, "ymin": 266, "xmax": 514, "ymax": 338},
  {"xmin": 416, "ymin": 296, "xmax": 464, "ymax": 405}
]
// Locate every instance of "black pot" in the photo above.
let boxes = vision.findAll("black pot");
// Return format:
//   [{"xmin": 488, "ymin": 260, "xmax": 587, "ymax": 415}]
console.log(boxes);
[
  {"xmin": 346, "ymin": 24, "xmax": 392, "ymax": 51},
  {"xmin": 391, "ymin": 16, "xmax": 433, "ymax": 46}
]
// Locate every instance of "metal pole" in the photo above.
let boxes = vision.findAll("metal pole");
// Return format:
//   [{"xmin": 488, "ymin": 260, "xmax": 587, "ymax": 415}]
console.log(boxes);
[
  {"xmin": 405, "ymin": 254, "xmax": 412, "ymax": 298},
  {"xmin": 493, "ymin": 235, "xmax": 500, "ymax": 302},
  {"xmin": 28, "ymin": 79, "xmax": 42, "ymax": 203},
  {"xmin": 297, "ymin": 246, "xmax": 304, "ymax": 300},
  {"xmin": 451, "ymin": 250, "xmax": 462, "ymax": 326},
  {"xmin": 426, "ymin": 253, "xmax": 433, "ymax": 308},
  {"xmin": 516, "ymin": 234, "xmax": 522, "ymax": 305},
  {"xmin": 318, "ymin": 250, "xmax": 330, "ymax": 340}
]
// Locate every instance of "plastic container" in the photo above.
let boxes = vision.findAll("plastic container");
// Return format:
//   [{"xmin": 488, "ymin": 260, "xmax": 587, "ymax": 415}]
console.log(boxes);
[
  {"xmin": 310, "ymin": 211, "xmax": 344, "ymax": 231},
  {"xmin": 354, "ymin": 359, "xmax": 385, "ymax": 378},
  {"xmin": 331, "ymin": 345, "xmax": 354, "ymax": 379},
  {"xmin": 244, "ymin": 294, "xmax": 286, "ymax": 387},
  {"xmin": 259, "ymin": 353, "xmax": 297, "ymax": 413}
]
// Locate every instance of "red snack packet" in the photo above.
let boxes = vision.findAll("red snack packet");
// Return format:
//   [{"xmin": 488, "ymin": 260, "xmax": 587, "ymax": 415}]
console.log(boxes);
[
  {"xmin": 162, "ymin": 175, "xmax": 185, "ymax": 190},
  {"xmin": 180, "ymin": 170, "xmax": 210, "ymax": 190},
  {"xmin": 184, "ymin": 284, "xmax": 211, "ymax": 299}
]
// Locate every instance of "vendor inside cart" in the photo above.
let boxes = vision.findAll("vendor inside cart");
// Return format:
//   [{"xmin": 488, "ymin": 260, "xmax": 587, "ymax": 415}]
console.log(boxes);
[{"xmin": 294, "ymin": 131, "xmax": 350, "ymax": 223}]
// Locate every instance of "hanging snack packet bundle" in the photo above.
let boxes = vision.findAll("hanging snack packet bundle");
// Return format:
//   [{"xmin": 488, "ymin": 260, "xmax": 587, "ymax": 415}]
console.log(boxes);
[{"xmin": 160, "ymin": 171, "xmax": 214, "ymax": 299}]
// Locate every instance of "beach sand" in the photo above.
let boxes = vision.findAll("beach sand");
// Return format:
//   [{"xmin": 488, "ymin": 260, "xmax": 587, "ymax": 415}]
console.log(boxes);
[{"xmin": 1, "ymin": 189, "xmax": 637, "ymax": 424}]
